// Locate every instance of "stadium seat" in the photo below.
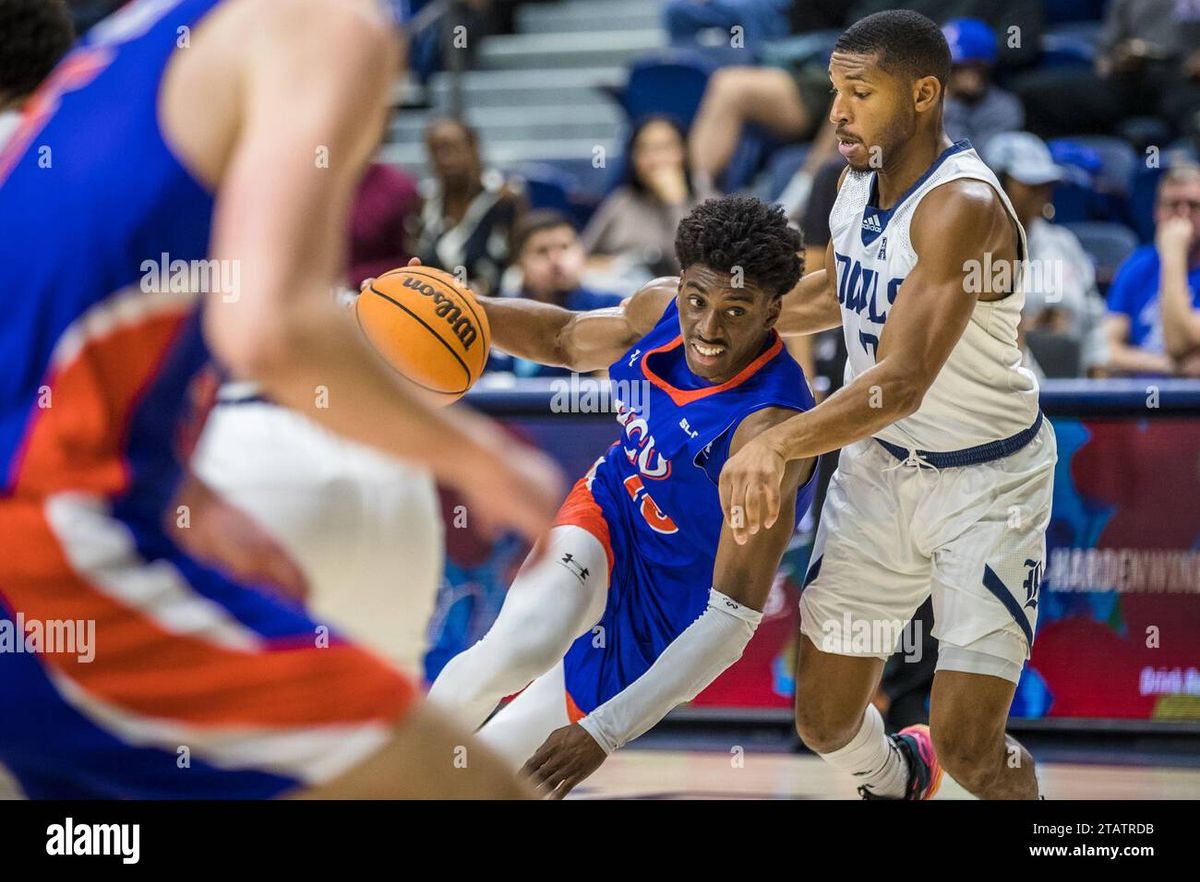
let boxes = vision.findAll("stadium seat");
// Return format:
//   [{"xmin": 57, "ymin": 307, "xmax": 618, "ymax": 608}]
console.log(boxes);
[
  {"xmin": 1038, "ymin": 24, "xmax": 1101, "ymax": 69},
  {"xmin": 1050, "ymin": 138, "xmax": 1132, "ymax": 222},
  {"xmin": 756, "ymin": 143, "xmax": 810, "ymax": 203},
  {"xmin": 512, "ymin": 162, "xmax": 598, "ymax": 230},
  {"xmin": 1128, "ymin": 164, "xmax": 1164, "ymax": 243},
  {"xmin": 610, "ymin": 50, "xmax": 716, "ymax": 130},
  {"xmin": 1062, "ymin": 221, "xmax": 1140, "ymax": 285},
  {"xmin": 1059, "ymin": 136, "xmax": 1137, "ymax": 197},
  {"xmin": 1043, "ymin": 0, "xmax": 1107, "ymax": 25}
]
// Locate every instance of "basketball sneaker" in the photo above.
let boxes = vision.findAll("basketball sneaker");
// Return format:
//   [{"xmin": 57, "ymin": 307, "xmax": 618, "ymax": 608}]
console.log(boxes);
[{"xmin": 858, "ymin": 723, "xmax": 943, "ymax": 800}]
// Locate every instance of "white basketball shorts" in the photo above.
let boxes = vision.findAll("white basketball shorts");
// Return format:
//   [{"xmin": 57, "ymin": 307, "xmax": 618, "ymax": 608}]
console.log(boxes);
[{"xmin": 799, "ymin": 419, "xmax": 1057, "ymax": 683}]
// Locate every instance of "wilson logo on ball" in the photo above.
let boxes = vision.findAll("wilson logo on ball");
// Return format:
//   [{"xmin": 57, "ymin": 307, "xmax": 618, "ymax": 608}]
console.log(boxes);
[{"xmin": 401, "ymin": 276, "xmax": 480, "ymax": 350}]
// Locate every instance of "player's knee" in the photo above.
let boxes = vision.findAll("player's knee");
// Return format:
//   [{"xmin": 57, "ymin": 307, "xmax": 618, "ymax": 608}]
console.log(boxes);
[
  {"xmin": 483, "ymin": 622, "xmax": 570, "ymax": 683},
  {"xmin": 930, "ymin": 723, "xmax": 1004, "ymax": 790},
  {"xmin": 793, "ymin": 702, "xmax": 860, "ymax": 754}
]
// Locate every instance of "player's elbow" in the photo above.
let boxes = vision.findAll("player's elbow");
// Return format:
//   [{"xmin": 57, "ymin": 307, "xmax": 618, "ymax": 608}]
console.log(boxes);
[{"xmin": 879, "ymin": 370, "xmax": 928, "ymax": 419}]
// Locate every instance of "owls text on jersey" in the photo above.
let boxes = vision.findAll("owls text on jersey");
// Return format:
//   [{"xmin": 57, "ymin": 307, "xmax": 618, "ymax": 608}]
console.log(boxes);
[{"xmin": 828, "ymin": 139, "xmax": 1041, "ymax": 453}]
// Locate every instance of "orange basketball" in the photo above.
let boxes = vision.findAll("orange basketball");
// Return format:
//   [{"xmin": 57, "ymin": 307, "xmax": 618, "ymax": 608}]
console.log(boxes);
[{"xmin": 355, "ymin": 266, "xmax": 492, "ymax": 404}]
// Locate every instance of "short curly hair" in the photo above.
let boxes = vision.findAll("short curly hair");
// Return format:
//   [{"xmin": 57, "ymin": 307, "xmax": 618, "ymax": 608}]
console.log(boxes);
[
  {"xmin": 0, "ymin": 0, "xmax": 74, "ymax": 102},
  {"xmin": 675, "ymin": 195, "xmax": 804, "ymax": 298}
]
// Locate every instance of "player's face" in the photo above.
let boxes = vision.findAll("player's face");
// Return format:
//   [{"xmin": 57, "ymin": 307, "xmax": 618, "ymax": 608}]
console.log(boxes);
[
  {"xmin": 828, "ymin": 52, "xmax": 918, "ymax": 173},
  {"xmin": 677, "ymin": 264, "xmax": 781, "ymax": 383}
]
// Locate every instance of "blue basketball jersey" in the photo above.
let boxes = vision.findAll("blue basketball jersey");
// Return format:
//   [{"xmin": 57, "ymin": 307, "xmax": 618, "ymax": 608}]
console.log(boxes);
[
  {"xmin": 562, "ymin": 298, "xmax": 817, "ymax": 713},
  {"xmin": 0, "ymin": 0, "xmax": 224, "ymax": 523}
]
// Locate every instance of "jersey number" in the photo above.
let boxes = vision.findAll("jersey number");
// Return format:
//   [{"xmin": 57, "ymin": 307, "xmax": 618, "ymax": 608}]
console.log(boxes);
[{"xmin": 623, "ymin": 475, "xmax": 679, "ymax": 535}]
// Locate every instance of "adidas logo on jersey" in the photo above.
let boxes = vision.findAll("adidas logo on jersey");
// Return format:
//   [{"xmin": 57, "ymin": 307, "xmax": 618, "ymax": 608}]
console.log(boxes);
[{"xmin": 861, "ymin": 213, "xmax": 882, "ymax": 233}]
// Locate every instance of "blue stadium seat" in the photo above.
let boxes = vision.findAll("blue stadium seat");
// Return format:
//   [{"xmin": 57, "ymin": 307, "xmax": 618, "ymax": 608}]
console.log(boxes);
[
  {"xmin": 1043, "ymin": 0, "xmax": 1107, "ymax": 26},
  {"xmin": 1060, "ymin": 136, "xmax": 1137, "ymax": 196},
  {"xmin": 758, "ymin": 144, "xmax": 810, "ymax": 202},
  {"xmin": 512, "ymin": 162, "xmax": 598, "ymax": 230},
  {"xmin": 1127, "ymin": 165, "xmax": 1163, "ymax": 242},
  {"xmin": 1062, "ymin": 221, "xmax": 1140, "ymax": 285},
  {"xmin": 612, "ymin": 50, "xmax": 716, "ymax": 130},
  {"xmin": 1050, "ymin": 137, "xmax": 1135, "ymax": 222},
  {"xmin": 1038, "ymin": 25, "xmax": 1100, "ymax": 69}
]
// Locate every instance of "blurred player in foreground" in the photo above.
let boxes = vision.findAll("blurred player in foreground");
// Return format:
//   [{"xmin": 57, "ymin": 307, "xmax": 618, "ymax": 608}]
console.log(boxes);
[
  {"xmin": 428, "ymin": 196, "xmax": 819, "ymax": 797},
  {"xmin": 724, "ymin": 11, "xmax": 1057, "ymax": 799},
  {"xmin": 0, "ymin": 0, "xmax": 560, "ymax": 798}
]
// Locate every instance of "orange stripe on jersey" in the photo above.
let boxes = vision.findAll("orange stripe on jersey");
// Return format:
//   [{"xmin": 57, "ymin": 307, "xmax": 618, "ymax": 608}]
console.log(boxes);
[
  {"xmin": 0, "ymin": 501, "xmax": 414, "ymax": 727},
  {"xmin": 564, "ymin": 689, "xmax": 586, "ymax": 725},
  {"xmin": 553, "ymin": 475, "xmax": 614, "ymax": 577},
  {"xmin": 9, "ymin": 308, "xmax": 189, "ymax": 499},
  {"xmin": 640, "ymin": 332, "xmax": 785, "ymax": 407}
]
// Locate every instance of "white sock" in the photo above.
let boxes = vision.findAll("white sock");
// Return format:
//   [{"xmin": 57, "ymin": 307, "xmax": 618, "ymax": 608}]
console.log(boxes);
[{"xmin": 818, "ymin": 704, "xmax": 910, "ymax": 798}]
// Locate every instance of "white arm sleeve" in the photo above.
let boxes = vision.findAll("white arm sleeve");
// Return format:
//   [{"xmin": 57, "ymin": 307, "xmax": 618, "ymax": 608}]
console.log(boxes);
[{"xmin": 577, "ymin": 588, "xmax": 763, "ymax": 754}]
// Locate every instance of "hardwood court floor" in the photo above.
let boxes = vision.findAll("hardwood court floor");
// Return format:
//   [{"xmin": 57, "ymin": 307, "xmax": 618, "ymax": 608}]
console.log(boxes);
[
  {"xmin": 573, "ymin": 749, "xmax": 1200, "ymax": 800},
  {"xmin": 2, "ymin": 749, "xmax": 1197, "ymax": 799}
]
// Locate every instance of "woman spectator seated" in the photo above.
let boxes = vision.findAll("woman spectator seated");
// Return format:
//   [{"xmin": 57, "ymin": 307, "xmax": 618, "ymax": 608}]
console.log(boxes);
[{"xmin": 582, "ymin": 115, "xmax": 716, "ymax": 285}]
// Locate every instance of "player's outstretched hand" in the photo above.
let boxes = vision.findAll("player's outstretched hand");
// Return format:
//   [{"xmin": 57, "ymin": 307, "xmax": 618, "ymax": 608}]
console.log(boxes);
[
  {"xmin": 719, "ymin": 434, "xmax": 787, "ymax": 545},
  {"xmin": 521, "ymin": 723, "xmax": 607, "ymax": 799}
]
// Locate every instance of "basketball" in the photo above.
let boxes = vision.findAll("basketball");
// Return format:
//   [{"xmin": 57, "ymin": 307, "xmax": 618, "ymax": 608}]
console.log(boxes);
[{"xmin": 355, "ymin": 266, "xmax": 492, "ymax": 404}]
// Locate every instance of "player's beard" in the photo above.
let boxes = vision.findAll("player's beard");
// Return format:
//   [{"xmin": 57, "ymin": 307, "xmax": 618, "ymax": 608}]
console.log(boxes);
[{"xmin": 856, "ymin": 112, "xmax": 916, "ymax": 173}]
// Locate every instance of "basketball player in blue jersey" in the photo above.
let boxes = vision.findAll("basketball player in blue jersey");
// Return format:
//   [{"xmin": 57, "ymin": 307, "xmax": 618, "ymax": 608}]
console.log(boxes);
[
  {"xmin": 0, "ymin": 0, "xmax": 563, "ymax": 798},
  {"xmin": 721, "ymin": 11, "xmax": 1058, "ymax": 799},
  {"xmin": 427, "ymin": 195, "xmax": 819, "ymax": 797}
]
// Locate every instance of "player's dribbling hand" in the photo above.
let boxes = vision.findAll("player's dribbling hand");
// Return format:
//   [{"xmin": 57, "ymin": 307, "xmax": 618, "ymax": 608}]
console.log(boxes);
[
  {"xmin": 356, "ymin": 257, "xmax": 425, "ymax": 294},
  {"xmin": 521, "ymin": 723, "xmax": 607, "ymax": 799},
  {"xmin": 719, "ymin": 434, "xmax": 788, "ymax": 545}
]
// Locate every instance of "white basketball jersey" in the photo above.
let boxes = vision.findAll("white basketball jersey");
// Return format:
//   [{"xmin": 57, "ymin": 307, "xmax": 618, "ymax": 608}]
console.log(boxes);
[{"xmin": 829, "ymin": 139, "xmax": 1040, "ymax": 452}]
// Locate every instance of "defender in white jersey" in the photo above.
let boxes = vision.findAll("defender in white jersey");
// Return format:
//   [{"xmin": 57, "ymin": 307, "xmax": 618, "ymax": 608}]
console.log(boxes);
[{"xmin": 720, "ymin": 10, "xmax": 1056, "ymax": 800}]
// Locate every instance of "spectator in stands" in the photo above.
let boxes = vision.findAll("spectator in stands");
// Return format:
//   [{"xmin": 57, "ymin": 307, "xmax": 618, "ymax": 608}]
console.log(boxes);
[
  {"xmin": 1, "ymin": 0, "xmax": 73, "ymax": 139},
  {"xmin": 582, "ymin": 115, "xmax": 715, "ymax": 278},
  {"xmin": 489, "ymin": 210, "xmax": 623, "ymax": 378},
  {"xmin": 1013, "ymin": 0, "xmax": 1200, "ymax": 145},
  {"xmin": 942, "ymin": 18, "xmax": 1022, "ymax": 148},
  {"xmin": 1104, "ymin": 164, "xmax": 1200, "ymax": 377},
  {"xmin": 984, "ymin": 132, "xmax": 1108, "ymax": 378},
  {"xmin": 346, "ymin": 163, "xmax": 422, "ymax": 288},
  {"xmin": 415, "ymin": 117, "xmax": 525, "ymax": 296}
]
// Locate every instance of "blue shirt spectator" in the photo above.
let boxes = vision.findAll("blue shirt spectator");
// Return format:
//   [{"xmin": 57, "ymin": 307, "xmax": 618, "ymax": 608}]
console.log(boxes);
[
  {"xmin": 1106, "ymin": 246, "xmax": 1200, "ymax": 352},
  {"xmin": 487, "ymin": 210, "xmax": 624, "ymax": 378},
  {"xmin": 1104, "ymin": 164, "xmax": 1200, "ymax": 377}
]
